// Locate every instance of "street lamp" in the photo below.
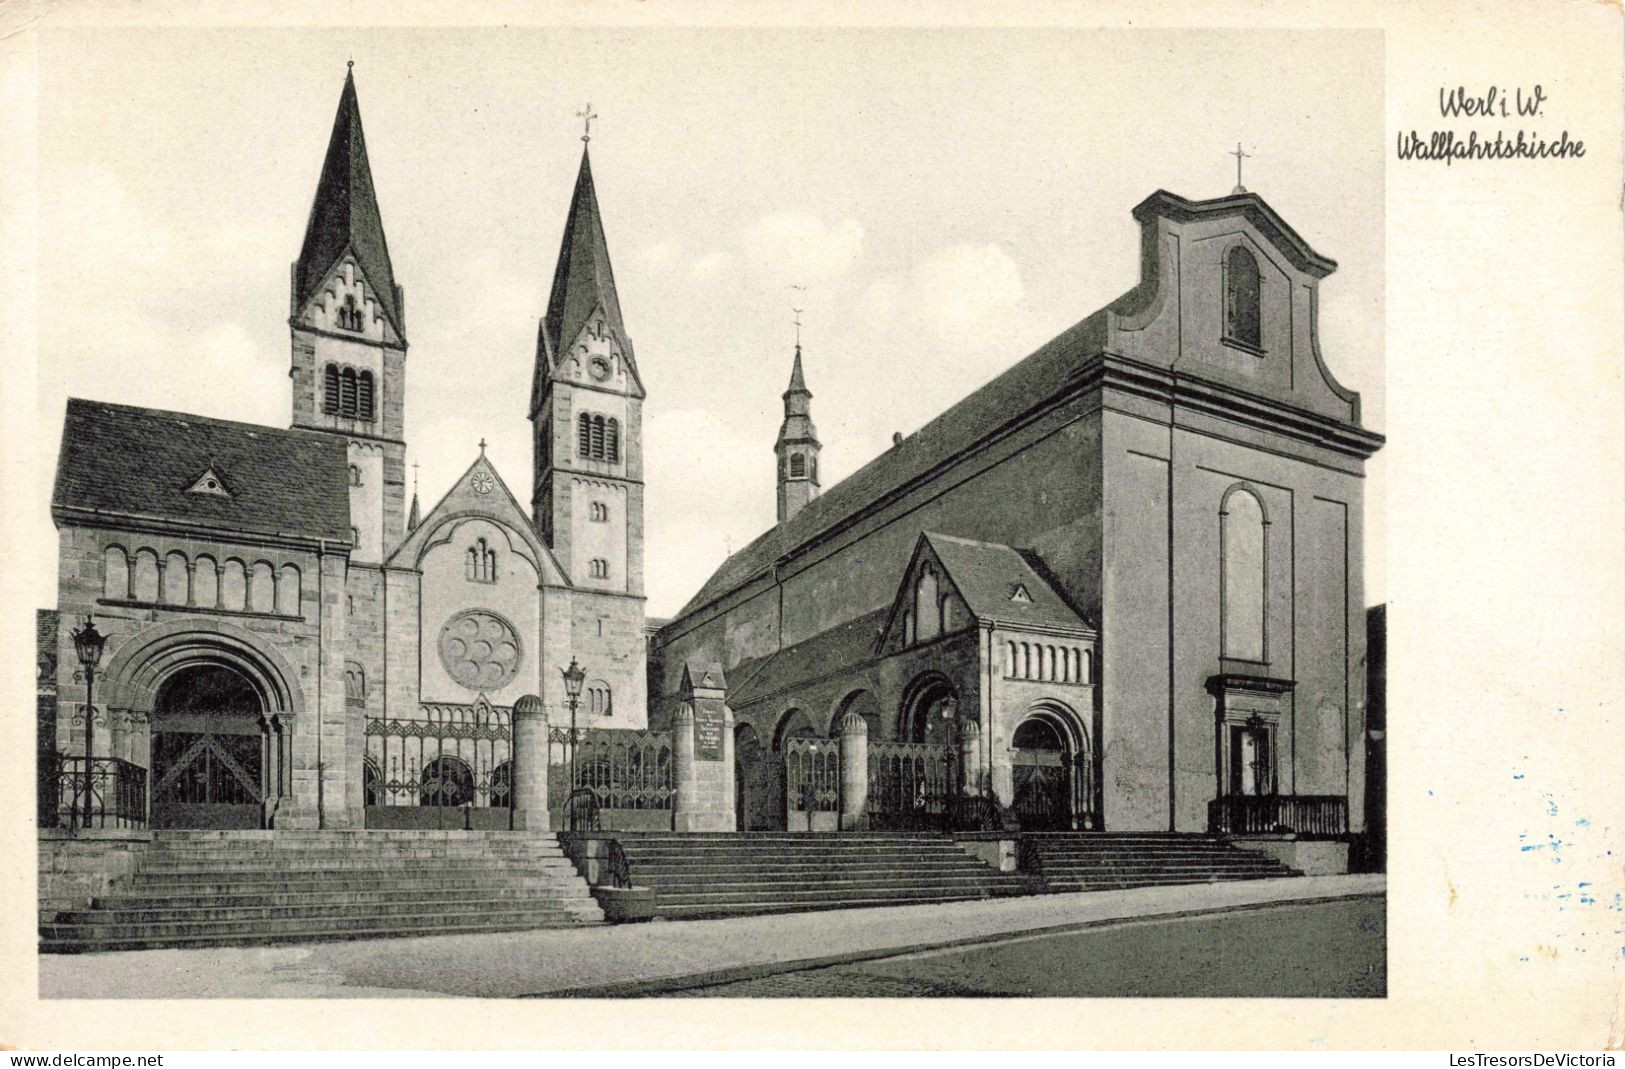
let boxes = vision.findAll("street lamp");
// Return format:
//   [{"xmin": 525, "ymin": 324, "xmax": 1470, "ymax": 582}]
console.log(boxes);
[
  {"xmin": 70, "ymin": 617, "xmax": 107, "ymax": 832},
  {"xmin": 560, "ymin": 657, "xmax": 587, "ymax": 814}
]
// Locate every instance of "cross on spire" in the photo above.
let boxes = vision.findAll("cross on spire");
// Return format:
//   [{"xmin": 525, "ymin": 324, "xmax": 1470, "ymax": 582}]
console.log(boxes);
[
  {"xmin": 1230, "ymin": 142, "xmax": 1251, "ymax": 195},
  {"xmin": 412, "ymin": 460, "xmax": 419, "ymax": 488},
  {"xmin": 478, "ymin": 437, "xmax": 487, "ymax": 456},
  {"xmin": 577, "ymin": 103, "xmax": 598, "ymax": 143},
  {"xmin": 792, "ymin": 306, "xmax": 804, "ymax": 349}
]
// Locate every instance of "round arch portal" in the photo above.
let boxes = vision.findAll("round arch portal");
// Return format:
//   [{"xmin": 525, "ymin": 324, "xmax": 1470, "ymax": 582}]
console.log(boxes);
[{"xmin": 1009, "ymin": 702, "xmax": 1096, "ymax": 831}]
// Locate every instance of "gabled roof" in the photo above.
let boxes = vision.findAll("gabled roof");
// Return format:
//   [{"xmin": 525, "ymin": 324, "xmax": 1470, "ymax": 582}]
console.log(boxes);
[
  {"xmin": 727, "ymin": 607, "xmax": 891, "ymax": 711},
  {"xmin": 541, "ymin": 148, "xmax": 631, "ymax": 371},
  {"xmin": 1132, "ymin": 189, "xmax": 1337, "ymax": 279},
  {"xmin": 52, "ymin": 399, "xmax": 351, "ymax": 544},
  {"xmin": 387, "ymin": 450, "xmax": 566, "ymax": 585},
  {"xmin": 910, "ymin": 533, "xmax": 1094, "ymax": 633},
  {"xmin": 674, "ymin": 313, "xmax": 1100, "ymax": 619},
  {"xmin": 294, "ymin": 69, "xmax": 404, "ymax": 338}
]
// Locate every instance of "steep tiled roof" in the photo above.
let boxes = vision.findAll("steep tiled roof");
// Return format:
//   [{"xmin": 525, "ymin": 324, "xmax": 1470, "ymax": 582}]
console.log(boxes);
[
  {"xmin": 674, "ymin": 313, "xmax": 1102, "ymax": 619},
  {"xmin": 294, "ymin": 69, "xmax": 403, "ymax": 337},
  {"xmin": 921, "ymin": 533, "xmax": 1092, "ymax": 633},
  {"xmin": 52, "ymin": 400, "xmax": 351, "ymax": 543},
  {"xmin": 542, "ymin": 148, "xmax": 627, "ymax": 370},
  {"xmin": 728, "ymin": 607, "xmax": 891, "ymax": 712}
]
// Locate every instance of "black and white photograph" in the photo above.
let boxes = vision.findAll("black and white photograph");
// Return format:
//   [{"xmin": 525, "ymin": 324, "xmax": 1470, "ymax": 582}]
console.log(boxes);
[{"xmin": 4, "ymin": 0, "xmax": 1621, "ymax": 1054}]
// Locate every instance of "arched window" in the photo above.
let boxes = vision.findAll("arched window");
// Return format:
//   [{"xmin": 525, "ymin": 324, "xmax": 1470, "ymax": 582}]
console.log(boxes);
[
  {"xmin": 1021, "ymin": 642, "xmax": 1033, "ymax": 679},
  {"xmin": 132, "ymin": 548, "xmax": 159, "ymax": 603},
  {"xmin": 220, "ymin": 559, "xmax": 246, "ymax": 611},
  {"xmin": 344, "ymin": 662, "xmax": 366, "ymax": 708},
  {"xmin": 914, "ymin": 566, "xmax": 940, "ymax": 643},
  {"xmin": 162, "ymin": 551, "xmax": 189, "ymax": 604},
  {"xmin": 578, "ymin": 413, "xmax": 592, "ymax": 456},
  {"xmin": 590, "ymin": 415, "xmax": 606, "ymax": 458},
  {"xmin": 193, "ymin": 555, "xmax": 218, "ymax": 608},
  {"xmin": 103, "ymin": 545, "xmax": 130, "ymax": 601},
  {"xmin": 587, "ymin": 679, "xmax": 613, "ymax": 717},
  {"xmin": 590, "ymin": 501, "xmax": 608, "ymax": 523},
  {"xmin": 338, "ymin": 294, "xmax": 363, "ymax": 331},
  {"xmin": 323, "ymin": 365, "xmax": 340, "ymax": 414},
  {"xmin": 249, "ymin": 561, "xmax": 276, "ymax": 613},
  {"xmin": 810, "ymin": 455, "xmax": 818, "ymax": 482},
  {"xmin": 277, "ymin": 563, "xmax": 302, "ymax": 615},
  {"xmin": 357, "ymin": 371, "xmax": 374, "ymax": 420},
  {"xmin": 340, "ymin": 367, "xmax": 358, "ymax": 416},
  {"xmin": 606, "ymin": 418, "xmax": 620, "ymax": 463},
  {"xmin": 789, "ymin": 453, "xmax": 806, "ymax": 478},
  {"xmin": 466, "ymin": 538, "xmax": 497, "ymax": 583},
  {"xmin": 1224, "ymin": 245, "xmax": 1262, "ymax": 349},
  {"xmin": 1221, "ymin": 486, "xmax": 1267, "ymax": 661},
  {"xmin": 1006, "ymin": 641, "xmax": 1017, "ymax": 677},
  {"xmin": 589, "ymin": 558, "xmax": 609, "ymax": 579},
  {"xmin": 349, "ymin": 464, "xmax": 362, "ymax": 487}
]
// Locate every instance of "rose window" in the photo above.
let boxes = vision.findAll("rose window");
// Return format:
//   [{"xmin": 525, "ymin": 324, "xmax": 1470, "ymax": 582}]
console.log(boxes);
[{"xmin": 438, "ymin": 610, "xmax": 522, "ymax": 690}]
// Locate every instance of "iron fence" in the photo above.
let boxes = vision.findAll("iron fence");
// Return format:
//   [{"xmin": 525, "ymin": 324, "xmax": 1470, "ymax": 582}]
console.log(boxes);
[
  {"xmin": 547, "ymin": 728, "xmax": 674, "ymax": 812},
  {"xmin": 1208, "ymin": 794, "xmax": 1349, "ymax": 838},
  {"xmin": 364, "ymin": 703, "xmax": 511, "ymax": 827},
  {"xmin": 866, "ymin": 739, "xmax": 952, "ymax": 829},
  {"xmin": 785, "ymin": 737, "xmax": 839, "ymax": 814},
  {"xmin": 55, "ymin": 755, "xmax": 148, "ymax": 830}
]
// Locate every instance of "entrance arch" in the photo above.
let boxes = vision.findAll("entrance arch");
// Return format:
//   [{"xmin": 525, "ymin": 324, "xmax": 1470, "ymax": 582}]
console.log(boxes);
[
  {"xmin": 898, "ymin": 672, "xmax": 960, "ymax": 745},
  {"xmin": 150, "ymin": 664, "xmax": 268, "ymax": 829},
  {"xmin": 1009, "ymin": 703, "xmax": 1095, "ymax": 830},
  {"xmin": 99, "ymin": 620, "xmax": 302, "ymax": 829}
]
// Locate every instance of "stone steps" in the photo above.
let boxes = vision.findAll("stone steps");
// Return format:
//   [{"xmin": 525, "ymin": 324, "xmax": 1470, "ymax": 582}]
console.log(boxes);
[
  {"xmin": 1022, "ymin": 834, "xmax": 1301, "ymax": 893},
  {"xmin": 41, "ymin": 831, "xmax": 603, "ymax": 953},
  {"xmin": 580, "ymin": 832, "xmax": 1026, "ymax": 920}
]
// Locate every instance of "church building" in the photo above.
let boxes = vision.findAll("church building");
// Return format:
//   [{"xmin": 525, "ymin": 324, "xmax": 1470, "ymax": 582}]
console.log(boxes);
[
  {"xmin": 649, "ymin": 179, "xmax": 1383, "ymax": 840},
  {"xmin": 43, "ymin": 68, "xmax": 648, "ymax": 833},
  {"xmin": 37, "ymin": 65, "xmax": 1383, "ymax": 947}
]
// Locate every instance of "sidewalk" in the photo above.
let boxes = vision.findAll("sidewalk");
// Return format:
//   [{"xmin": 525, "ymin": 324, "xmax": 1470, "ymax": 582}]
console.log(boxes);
[{"xmin": 39, "ymin": 874, "xmax": 1384, "ymax": 999}]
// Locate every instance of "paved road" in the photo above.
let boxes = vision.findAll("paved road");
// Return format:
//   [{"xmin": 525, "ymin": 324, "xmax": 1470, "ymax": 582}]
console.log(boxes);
[
  {"xmin": 656, "ymin": 897, "xmax": 1386, "ymax": 998},
  {"xmin": 41, "ymin": 875, "xmax": 1385, "ymax": 999}
]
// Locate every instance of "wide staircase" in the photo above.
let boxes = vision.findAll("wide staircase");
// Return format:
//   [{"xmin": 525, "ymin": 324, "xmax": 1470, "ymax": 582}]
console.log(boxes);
[
  {"xmin": 595, "ymin": 832, "xmax": 1030, "ymax": 920},
  {"xmin": 1021, "ymin": 833, "xmax": 1301, "ymax": 892},
  {"xmin": 41, "ymin": 830, "xmax": 603, "ymax": 953}
]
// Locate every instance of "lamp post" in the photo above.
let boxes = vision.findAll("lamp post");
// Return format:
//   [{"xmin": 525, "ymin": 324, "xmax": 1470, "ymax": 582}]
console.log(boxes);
[
  {"xmin": 560, "ymin": 657, "xmax": 587, "ymax": 811},
  {"xmin": 70, "ymin": 617, "xmax": 107, "ymax": 832}
]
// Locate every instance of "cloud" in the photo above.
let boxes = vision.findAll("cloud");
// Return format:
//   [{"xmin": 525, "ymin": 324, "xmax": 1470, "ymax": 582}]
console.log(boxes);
[
  {"xmin": 910, "ymin": 242, "xmax": 1024, "ymax": 341},
  {"xmin": 743, "ymin": 213, "xmax": 864, "ymax": 284},
  {"xmin": 689, "ymin": 251, "xmax": 731, "ymax": 281}
]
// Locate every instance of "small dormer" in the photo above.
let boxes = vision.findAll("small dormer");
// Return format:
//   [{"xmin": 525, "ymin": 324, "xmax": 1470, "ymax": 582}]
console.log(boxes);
[{"xmin": 1102, "ymin": 190, "xmax": 1363, "ymax": 426}]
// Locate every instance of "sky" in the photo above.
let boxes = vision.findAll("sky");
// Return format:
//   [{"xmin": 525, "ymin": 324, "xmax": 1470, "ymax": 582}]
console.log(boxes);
[{"xmin": 29, "ymin": 26, "xmax": 1384, "ymax": 618}]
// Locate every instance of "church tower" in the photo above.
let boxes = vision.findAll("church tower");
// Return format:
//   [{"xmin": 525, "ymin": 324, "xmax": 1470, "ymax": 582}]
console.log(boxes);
[
  {"xmin": 288, "ymin": 66, "xmax": 408, "ymax": 564},
  {"xmin": 775, "ymin": 344, "xmax": 820, "ymax": 525},
  {"xmin": 531, "ymin": 145, "xmax": 646, "ymax": 596}
]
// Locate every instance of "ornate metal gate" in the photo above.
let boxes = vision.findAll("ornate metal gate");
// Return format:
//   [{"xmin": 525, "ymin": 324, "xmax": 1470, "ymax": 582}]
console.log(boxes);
[
  {"xmin": 547, "ymin": 728, "xmax": 674, "ymax": 817},
  {"xmin": 784, "ymin": 737, "xmax": 838, "ymax": 830},
  {"xmin": 1011, "ymin": 750, "xmax": 1070, "ymax": 830},
  {"xmin": 364, "ymin": 700, "xmax": 512, "ymax": 829},
  {"xmin": 867, "ymin": 739, "xmax": 955, "ymax": 830},
  {"xmin": 150, "ymin": 722, "xmax": 265, "ymax": 830}
]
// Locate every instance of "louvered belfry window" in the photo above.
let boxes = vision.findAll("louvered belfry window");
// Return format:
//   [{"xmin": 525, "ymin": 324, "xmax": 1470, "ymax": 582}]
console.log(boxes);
[
  {"xmin": 326, "ymin": 364, "xmax": 376, "ymax": 422},
  {"xmin": 576, "ymin": 412, "xmax": 621, "ymax": 462}
]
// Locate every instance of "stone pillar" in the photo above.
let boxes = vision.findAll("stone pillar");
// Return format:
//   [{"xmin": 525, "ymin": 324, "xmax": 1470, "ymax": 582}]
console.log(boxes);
[
  {"xmin": 672, "ymin": 703, "xmax": 696, "ymax": 828},
  {"xmin": 839, "ymin": 712, "xmax": 869, "ymax": 830},
  {"xmin": 672, "ymin": 662, "xmax": 736, "ymax": 832},
  {"xmin": 511, "ymin": 695, "xmax": 549, "ymax": 832},
  {"xmin": 959, "ymin": 719, "xmax": 982, "ymax": 797}
]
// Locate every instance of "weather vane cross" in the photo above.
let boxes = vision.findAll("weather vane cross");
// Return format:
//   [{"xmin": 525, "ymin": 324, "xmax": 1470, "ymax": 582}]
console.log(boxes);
[
  {"xmin": 1230, "ymin": 142, "xmax": 1251, "ymax": 195},
  {"xmin": 577, "ymin": 103, "xmax": 598, "ymax": 143},
  {"xmin": 789, "ymin": 284, "xmax": 807, "ymax": 348}
]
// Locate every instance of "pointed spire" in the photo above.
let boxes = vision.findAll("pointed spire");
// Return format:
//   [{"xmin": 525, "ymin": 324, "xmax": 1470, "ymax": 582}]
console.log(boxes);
[
  {"xmin": 294, "ymin": 66, "xmax": 404, "ymax": 338},
  {"xmin": 407, "ymin": 460, "xmax": 421, "ymax": 530},
  {"xmin": 786, "ymin": 344, "xmax": 809, "ymax": 397},
  {"xmin": 542, "ymin": 147, "xmax": 626, "ymax": 365}
]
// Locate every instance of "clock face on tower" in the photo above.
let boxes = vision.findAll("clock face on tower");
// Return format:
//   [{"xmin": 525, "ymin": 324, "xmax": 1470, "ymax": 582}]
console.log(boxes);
[{"xmin": 589, "ymin": 356, "xmax": 611, "ymax": 382}]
